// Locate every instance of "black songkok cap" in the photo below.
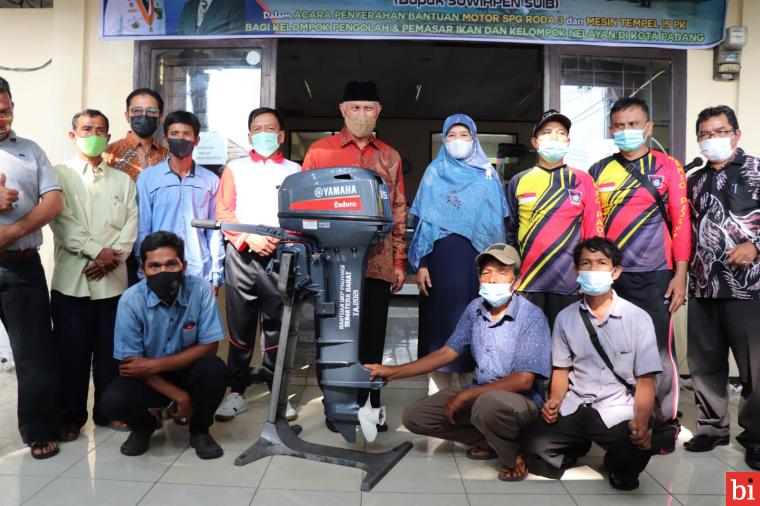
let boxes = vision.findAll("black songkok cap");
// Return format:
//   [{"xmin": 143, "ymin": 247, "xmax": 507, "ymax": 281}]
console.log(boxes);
[{"xmin": 342, "ymin": 81, "xmax": 380, "ymax": 102}]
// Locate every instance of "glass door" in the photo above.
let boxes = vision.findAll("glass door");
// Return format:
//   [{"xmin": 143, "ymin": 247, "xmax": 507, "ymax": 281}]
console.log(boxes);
[
  {"xmin": 545, "ymin": 45, "xmax": 686, "ymax": 170},
  {"xmin": 135, "ymin": 39, "xmax": 276, "ymax": 173}
]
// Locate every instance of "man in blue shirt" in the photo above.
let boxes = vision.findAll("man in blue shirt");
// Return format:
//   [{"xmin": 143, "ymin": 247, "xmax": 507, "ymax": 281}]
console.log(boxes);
[
  {"xmin": 100, "ymin": 231, "xmax": 227, "ymax": 459},
  {"xmin": 366, "ymin": 244, "xmax": 551, "ymax": 481},
  {"xmin": 134, "ymin": 111, "xmax": 224, "ymax": 292}
]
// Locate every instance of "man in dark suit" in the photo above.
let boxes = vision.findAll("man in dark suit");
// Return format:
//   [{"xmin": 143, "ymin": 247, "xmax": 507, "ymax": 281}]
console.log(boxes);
[{"xmin": 176, "ymin": 0, "xmax": 245, "ymax": 35}]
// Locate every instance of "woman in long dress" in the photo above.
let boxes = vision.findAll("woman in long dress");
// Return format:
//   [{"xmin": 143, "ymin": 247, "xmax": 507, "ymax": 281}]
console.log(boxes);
[{"xmin": 409, "ymin": 114, "xmax": 509, "ymax": 395}]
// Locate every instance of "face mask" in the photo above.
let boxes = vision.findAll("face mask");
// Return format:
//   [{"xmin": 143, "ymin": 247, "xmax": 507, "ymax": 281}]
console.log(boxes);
[
  {"xmin": 613, "ymin": 129, "xmax": 647, "ymax": 153},
  {"xmin": 345, "ymin": 116, "xmax": 376, "ymax": 138},
  {"xmin": 445, "ymin": 139, "xmax": 474, "ymax": 160},
  {"xmin": 251, "ymin": 131, "xmax": 280, "ymax": 158},
  {"xmin": 479, "ymin": 282, "xmax": 514, "ymax": 307},
  {"xmin": 130, "ymin": 115, "xmax": 159, "ymax": 138},
  {"xmin": 75, "ymin": 134, "xmax": 108, "ymax": 157},
  {"xmin": 699, "ymin": 137, "xmax": 734, "ymax": 163},
  {"xmin": 537, "ymin": 139, "xmax": 569, "ymax": 164},
  {"xmin": 146, "ymin": 271, "xmax": 183, "ymax": 302},
  {"xmin": 577, "ymin": 270, "xmax": 614, "ymax": 296},
  {"xmin": 168, "ymin": 138, "xmax": 195, "ymax": 158}
]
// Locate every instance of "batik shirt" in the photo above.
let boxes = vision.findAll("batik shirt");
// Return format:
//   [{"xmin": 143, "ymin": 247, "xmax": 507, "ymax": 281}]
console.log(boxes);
[
  {"xmin": 688, "ymin": 149, "xmax": 760, "ymax": 299},
  {"xmin": 506, "ymin": 165, "xmax": 604, "ymax": 295},
  {"xmin": 589, "ymin": 150, "xmax": 690, "ymax": 272}
]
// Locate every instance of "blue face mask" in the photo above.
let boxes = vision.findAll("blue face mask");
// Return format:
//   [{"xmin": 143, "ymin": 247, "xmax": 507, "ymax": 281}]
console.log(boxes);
[
  {"xmin": 479, "ymin": 282, "xmax": 514, "ymax": 307},
  {"xmin": 251, "ymin": 131, "xmax": 280, "ymax": 158},
  {"xmin": 537, "ymin": 139, "xmax": 569, "ymax": 164},
  {"xmin": 613, "ymin": 129, "xmax": 646, "ymax": 153},
  {"xmin": 577, "ymin": 270, "xmax": 614, "ymax": 296}
]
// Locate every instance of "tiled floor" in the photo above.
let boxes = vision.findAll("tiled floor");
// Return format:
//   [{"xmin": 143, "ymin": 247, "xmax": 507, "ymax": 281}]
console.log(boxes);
[{"xmin": 0, "ymin": 299, "xmax": 744, "ymax": 505}]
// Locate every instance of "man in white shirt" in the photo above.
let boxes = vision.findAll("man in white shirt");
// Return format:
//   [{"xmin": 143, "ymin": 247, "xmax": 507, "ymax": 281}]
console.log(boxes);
[{"xmin": 214, "ymin": 107, "xmax": 300, "ymax": 421}]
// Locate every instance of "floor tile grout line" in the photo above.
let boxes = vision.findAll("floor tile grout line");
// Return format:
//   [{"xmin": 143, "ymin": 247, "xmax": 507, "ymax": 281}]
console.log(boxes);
[
  {"xmin": 450, "ymin": 443, "xmax": 472, "ymax": 502},
  {"xmin": 19, "ymin": 475, "xmax": 56, "ymax": 505},
  {"xmin": 135, "ymin": 442, "xmax": 189, "ymax": 505}
]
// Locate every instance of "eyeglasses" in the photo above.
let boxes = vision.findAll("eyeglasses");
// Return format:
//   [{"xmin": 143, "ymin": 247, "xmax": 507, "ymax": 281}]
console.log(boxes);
[
  {"xmin": 697, "ymin": 128, "xmax": 735, "ymax": 141},
  {"xmin": 129, "ymin": 107, "xmax": 160, "ymax": 117}
]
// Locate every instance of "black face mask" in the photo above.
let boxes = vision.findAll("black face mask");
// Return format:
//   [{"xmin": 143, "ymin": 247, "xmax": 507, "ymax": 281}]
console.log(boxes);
[
  {"xmin": 168, "ymin": 138, "xmax": 195, "ymax": 158},
  {"xmin": 146, "ymin": 271, "xmax": 183, "ymax": 303},
  {"xmin": 130, "ymin": 115, "xmax": 159, "ymax": 138}
]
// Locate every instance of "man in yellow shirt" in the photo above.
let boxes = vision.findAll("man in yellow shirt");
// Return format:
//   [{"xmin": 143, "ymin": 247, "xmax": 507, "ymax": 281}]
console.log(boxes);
[{"xmin": 50, "ymin": 109, "xmax": 138, "ymax": 441}]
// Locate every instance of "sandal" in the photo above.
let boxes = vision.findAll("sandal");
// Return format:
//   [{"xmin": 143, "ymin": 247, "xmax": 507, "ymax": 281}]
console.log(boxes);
[
  {"xmin": 57, "ymin": 424, "xmax": 80, "ymax": 442},
  {"xmin": 466, "ymin": 447, "xmax": 497, "ymax": 460},
  {"xmin": 189, "ymin": 433, "xmax": 223, "ymax": 460},
  {"xmin": 120, "ymin": 430, "xmax": 153, "ymax": 457},
  {"xmin": 497, "ymin": 456, "xmax": 528, "ymax": 482},
  {"xmin": 108, "ymin": 420, "xmax": 130, "ymax": 432},
  {"xmin": 29, "ymin": 441, "xmax": 60, "ymax": 460}
]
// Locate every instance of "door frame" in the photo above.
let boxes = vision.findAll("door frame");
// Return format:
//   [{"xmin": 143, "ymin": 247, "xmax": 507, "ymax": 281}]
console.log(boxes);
[
  {"xmin": 133, "ymin": 38, "xmax": 278, "ymax": 107},
  {"xmin": 544, "ymin": 44, "xmax": 687, "ymax": 161}
]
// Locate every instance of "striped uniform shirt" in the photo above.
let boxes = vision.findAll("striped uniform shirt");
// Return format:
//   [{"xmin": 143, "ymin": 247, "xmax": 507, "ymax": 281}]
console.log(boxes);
[
  {"xmin": 589, "ymin": 150, "xmax": 690, "ymax": 272},
  {"xmin": 506, "ymin": 165, "xmax": 604, "ymax": 295}
]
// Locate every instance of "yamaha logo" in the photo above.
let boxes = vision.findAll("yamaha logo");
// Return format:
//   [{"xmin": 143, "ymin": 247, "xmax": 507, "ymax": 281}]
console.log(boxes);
[{"xmin": 314, "ymin": 184, "xmax": 358, "ymax": 198}]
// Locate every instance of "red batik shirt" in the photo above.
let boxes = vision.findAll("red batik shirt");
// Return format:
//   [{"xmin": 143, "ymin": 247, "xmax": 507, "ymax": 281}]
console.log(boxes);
[{"xmin": 301, "ymin": 127, "xmax": 407, "ymax": 284}]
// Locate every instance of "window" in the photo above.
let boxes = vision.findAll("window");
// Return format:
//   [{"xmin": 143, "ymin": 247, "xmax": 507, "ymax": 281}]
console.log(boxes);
[
  {"xmin": 545, "ymin": 45, "xmax": 686, "ymax": 169},
  {"xmin": 136, "ymin": 40, "xmax": 275, "ymax": 171}
]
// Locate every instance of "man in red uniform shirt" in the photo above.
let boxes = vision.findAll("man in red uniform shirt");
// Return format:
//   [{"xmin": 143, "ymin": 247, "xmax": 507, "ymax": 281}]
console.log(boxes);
[
  {"xmin": 588, "ymin": 97, "xmax": 690, "ymax": 449},
  {"xmin": 302, "ymin": 81, "xmax": 407, "ymax": 433}
]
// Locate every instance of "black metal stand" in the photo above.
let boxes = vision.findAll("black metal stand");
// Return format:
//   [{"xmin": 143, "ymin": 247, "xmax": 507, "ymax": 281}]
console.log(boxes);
[{"xmin": 233, "ymin": 252, "xmax": 412, "ymax": 491}]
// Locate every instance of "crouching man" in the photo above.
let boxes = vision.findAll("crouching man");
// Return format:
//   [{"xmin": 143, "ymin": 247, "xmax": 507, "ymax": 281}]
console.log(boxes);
[
  {"xmin": 366, "ymin": 244, "xmax": 551, "ymax": 481},
  {"xmin": 523, "ymin": 237, "xmax": 662, "ymax": 491},
  {"xmin": 100, "ymin": 231, "xmax": 227, "ymax": 459}
]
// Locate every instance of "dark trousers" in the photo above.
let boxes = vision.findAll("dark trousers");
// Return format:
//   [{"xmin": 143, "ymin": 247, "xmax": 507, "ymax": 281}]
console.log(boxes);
[
  {"xmin": 0, "ymin": 253, "xmax": 60, "ymax": 443},
  {"xmin": 520, "ymin": 292, "xmax": 579, "ymax": 331},
  {"xmin": 100, "ymin": 355, "xmax": 227, "ymax": 435},
  {"xmin": 51, "ymin": 291, "xmax": 120, "ymax": 428},
  {"xmin": 224, "ymin": 245, "xmax": 282, "ymax": 392},
  {"xmin": 615, "ymin": 270, "xmax": 679, "ymax": 421},
  {"xmin": 358, "ymin": 278, "xmax": 391, "ymax": 408},
  {"xmin": 403, "ymin": 388, "xmax": 538, "ymax": 468},
  {"xmin": 524, "ymin": 406, "xmax": 651, "ymax": 478},
  {"xmin": 688, "ymin": 298, "xmax": 760, "ymax": 448}
]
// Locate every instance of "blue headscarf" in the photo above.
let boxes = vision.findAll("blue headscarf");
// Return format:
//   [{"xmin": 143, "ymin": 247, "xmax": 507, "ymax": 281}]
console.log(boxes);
[{"xmin": 408, "ymin": 114, "xmax": 509, "ymax": 270}]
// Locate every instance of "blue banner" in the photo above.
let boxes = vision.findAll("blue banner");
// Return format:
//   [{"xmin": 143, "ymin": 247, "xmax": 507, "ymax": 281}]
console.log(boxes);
[{"xmin": 101, "ymin": 0, "xmax": 727, "ymax": 49}]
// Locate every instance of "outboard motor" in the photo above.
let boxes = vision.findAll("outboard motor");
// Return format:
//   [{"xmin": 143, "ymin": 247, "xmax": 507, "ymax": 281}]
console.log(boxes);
[
  {"xmin": 277, "ymin": 167, "xmax": 391, "ymax": 443},
  {"xmin": 192, "ymin": 167, "xmax": 410, "ymax": 491}
]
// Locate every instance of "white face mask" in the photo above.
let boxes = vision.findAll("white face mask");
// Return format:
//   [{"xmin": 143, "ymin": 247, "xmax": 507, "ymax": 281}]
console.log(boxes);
[
  {"xmin": 445, "ymin": 139, "xmax": 473, "ymax": 160},
  {"xmin": 699, "ymin": 137, "xmax": 735, "ymax": 163}
]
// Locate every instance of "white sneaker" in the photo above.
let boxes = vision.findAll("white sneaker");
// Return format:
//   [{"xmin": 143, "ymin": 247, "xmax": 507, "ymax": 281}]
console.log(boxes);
[
  {"xmin": 215, "ymin": 392, "xmax": 247, "ymax": 421},
  {"xmin": 286, "ymin": 401, "xmax": 298, "ymax": 421}
]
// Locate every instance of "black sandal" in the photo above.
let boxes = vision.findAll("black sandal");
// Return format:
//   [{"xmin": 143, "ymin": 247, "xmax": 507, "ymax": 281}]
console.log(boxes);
[
  {"xmin": 120, "ymin": 430, "xmax": 153, "ymax": 456},
  {"xmin": 189, "ymin": 433, "xmax": 223, "ymax": 460},
  {"xmin": 29, "ymin": 441, "xmax": 60, "ymax": 460},
  {"xmin": 57, "ymin": 424, "xmax": 80, "ymax": 442}
]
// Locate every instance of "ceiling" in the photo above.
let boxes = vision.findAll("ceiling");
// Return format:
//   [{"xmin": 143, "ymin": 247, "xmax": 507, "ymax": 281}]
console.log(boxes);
[{"xmin": 276, "ymin": 39, "xmax": 542, "ymax": 122}]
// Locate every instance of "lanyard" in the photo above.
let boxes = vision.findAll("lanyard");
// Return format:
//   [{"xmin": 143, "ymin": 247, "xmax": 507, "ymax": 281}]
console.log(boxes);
[{"xmin": 137, "ymin": 0, "xmax": 155, "ymax": 30}]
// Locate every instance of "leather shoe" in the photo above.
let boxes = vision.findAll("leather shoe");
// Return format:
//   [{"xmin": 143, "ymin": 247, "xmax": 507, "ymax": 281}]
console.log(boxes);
[
  {"xmin": 684, "ymin": 434, "xmax": 729, "ymax": 452},
  {"xmin": 745, "ymin": 444, "xmax": 760, "ymax": 470}
]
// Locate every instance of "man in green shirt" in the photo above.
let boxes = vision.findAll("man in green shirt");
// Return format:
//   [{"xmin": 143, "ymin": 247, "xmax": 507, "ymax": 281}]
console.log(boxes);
[{"xmin": 50, "ymin": 109, "xmax": 138, "ymax": 441}]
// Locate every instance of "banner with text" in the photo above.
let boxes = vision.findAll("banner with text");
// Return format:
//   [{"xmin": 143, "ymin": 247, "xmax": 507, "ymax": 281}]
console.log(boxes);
[{"xmin": 101, "ymin": 0, "xmax": 727, "ymax": 49}]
